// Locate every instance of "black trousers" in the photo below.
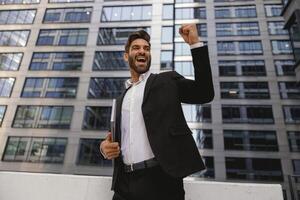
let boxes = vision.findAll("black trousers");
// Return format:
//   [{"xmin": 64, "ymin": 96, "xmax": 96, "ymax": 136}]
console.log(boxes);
[{"xmin": 113, "ymin": 165, "xmax": 185, "ymax": 200}]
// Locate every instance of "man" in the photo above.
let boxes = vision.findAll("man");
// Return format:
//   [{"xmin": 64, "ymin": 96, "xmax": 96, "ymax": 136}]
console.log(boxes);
[{"xmin": 100, "ymin": 24, "xmax": 214, "ymax": 200}]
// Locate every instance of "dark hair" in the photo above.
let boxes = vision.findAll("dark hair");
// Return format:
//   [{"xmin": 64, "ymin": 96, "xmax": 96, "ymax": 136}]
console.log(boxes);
[{"xmin": 125, "ymin": 30, "xmax": 151, "ymax": 53}]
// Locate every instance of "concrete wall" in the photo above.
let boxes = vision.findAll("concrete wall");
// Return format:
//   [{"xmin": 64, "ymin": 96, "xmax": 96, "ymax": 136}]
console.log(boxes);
[{"xmin": 0, "ymin": 172, "xmax": 283, "ymax": 200}]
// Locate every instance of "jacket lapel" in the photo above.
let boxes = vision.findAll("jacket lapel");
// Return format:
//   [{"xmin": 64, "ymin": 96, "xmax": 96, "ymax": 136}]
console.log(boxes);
[
  {"xmin": 115, "ymin": 89, "xmax": 128, "ymax": 144},
  {"xmin": 143, "ymin": 73, "xmax": 157, "ymax": 105}
]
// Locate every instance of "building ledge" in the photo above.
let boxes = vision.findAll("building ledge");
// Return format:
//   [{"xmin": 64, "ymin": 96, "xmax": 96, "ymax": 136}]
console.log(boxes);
[{"xmin": 0, "ymin": 171, "xmax": 283, "ymax": 200}]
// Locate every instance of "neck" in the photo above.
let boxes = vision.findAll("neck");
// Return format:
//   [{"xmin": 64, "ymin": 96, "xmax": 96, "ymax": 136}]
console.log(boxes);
[{"xmin": 130, "ymin": 69, "xmax": 140, "ymax": 83}]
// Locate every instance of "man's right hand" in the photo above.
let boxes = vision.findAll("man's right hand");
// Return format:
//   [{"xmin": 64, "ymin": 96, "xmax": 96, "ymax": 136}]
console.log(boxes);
[{"xmin": 100, "ymin": 132, "xmax": 120, "ymax": 160}]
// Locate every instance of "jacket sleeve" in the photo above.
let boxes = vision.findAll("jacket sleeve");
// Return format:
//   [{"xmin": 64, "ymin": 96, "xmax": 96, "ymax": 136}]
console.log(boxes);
[{"xmin": 174, "ymin": 45, "xmax": 214, "ymax": 104}]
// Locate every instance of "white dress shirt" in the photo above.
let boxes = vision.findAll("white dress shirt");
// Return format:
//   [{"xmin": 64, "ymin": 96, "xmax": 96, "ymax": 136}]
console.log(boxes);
[{"xmin": 121, "ymin": 71, "xmax": 154, "ymax": 164}]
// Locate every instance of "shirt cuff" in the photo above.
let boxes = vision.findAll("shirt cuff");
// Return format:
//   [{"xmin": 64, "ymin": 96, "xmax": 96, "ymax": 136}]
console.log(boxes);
[{"xmin": 190, "ymin": 42, "xmax": 204, "ymax": 49}]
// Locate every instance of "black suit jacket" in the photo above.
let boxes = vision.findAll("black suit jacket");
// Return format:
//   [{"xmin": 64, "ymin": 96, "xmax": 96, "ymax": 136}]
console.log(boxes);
[{"xmin": 111, "ymin": 46, "xmax": 214, "ymax": 189}]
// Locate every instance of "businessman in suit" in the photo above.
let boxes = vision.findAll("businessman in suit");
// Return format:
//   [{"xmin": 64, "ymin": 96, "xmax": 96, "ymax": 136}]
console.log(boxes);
[{"xmin": 100, "ymin": 24, "xmax": 214, "ymax": 200}]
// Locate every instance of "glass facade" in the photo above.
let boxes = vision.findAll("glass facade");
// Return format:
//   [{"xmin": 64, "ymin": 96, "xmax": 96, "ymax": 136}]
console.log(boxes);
[
  {"xmin": 77, "ymin": 139, "xmax": 112, "ymax": 166},
  {"xmin": 97, "ymin": 27, "xmax": 150, "ymax": 45},
  {"xmin": 29, "ymin": 52, "xmax": 83, "ymax": 71},
  {"xmin": 226, "ymin": 157, "xmax": 283, "ymax": 181},
  {"xmin": 0, "ymin": 9, "xmax": 36, "ymax": 24},
  {"xmin": 182, "ymin": 104, "xmax": 211, "ymax": 123},
  {"xmin": 224, "ymin": 130, "xmax": 278, "ymax": 151},
  {"xmin": 21, "ymin": 78, "xmax": 79, "ymax": 98},
  {"xmin": 101, "ymin": 5, "xmax": 152, "ymax": 22},
  {"xmin": 0, "ymin": 106, "xmax": 6, "ymax": 127},
  {"xmin": 88, "ymin": 78, "xmax": 127, "ymax": 99},
  {"xmin": 3, "ymin": 136, "xmax": 67, "ymax": 163},
  {"xmin": 219, "ymin": 60, "xmax": 266, "ymax": 76},
  {"xmin": 0, "ymin": 53, "xmax": 23, "ymax": 71},
  {"xmin": 220, "ymin": 82, "xmax": 269, "ymax": 99},
  {"xmin": 0, "ymin": 78, "xmax": 15, "ymax": 97},
  {"xmin": 44, "ymin": 7, "xmax": 92, "ymax": 23},
  {"xmin": 36, "ymin": 29, "xmax": 88, "ymax": 46},
  {"xmin": 93, "ymin": 51, "xmax": 127, "ymax": 71},
  {"xmin": 222, "ymin": 105, "xmax": 274, "ymax": 124},
  {"xmin": 0, "ymin": 30, "xmax": 30, "ymax": 46},
  {"xmin": 82, "ymin": 106, "xmax": 111, "ymax": 130},
  {"xmin": 13, "ymin": 106, "xmax": 73, "ymax": 129}
]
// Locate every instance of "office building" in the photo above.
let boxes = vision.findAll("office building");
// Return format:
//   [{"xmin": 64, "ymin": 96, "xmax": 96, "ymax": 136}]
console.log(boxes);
[{"xmin": 0, "ymin": 0, "xmax": 299, "ymax": 199}]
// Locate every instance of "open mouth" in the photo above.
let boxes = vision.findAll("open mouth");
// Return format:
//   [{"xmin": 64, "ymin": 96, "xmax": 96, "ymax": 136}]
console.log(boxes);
[{"xmin": 136, "ymin": 56, "xmax": 146, "ymax": 63}]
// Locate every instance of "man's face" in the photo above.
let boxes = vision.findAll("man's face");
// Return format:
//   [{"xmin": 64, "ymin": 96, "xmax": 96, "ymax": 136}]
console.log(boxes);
[{"xmin": 124, "ymin": 38, "xmax": 151, "ymax": 74}]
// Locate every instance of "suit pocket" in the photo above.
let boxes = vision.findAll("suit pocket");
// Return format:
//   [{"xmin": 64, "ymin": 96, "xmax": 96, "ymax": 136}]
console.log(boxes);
[{"xmin": 169, "ymin": 126, "xmax": 192, "ymax": 136}]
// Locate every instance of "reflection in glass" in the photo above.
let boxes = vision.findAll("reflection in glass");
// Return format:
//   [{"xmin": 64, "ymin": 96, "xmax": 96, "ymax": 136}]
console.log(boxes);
[
  {"xmin": 88, "ymin": 78, "xmax": 127, "ymax": 99},
  {"xmin": 83, "ymin": 106, "xmax": 111, "ymax": 130}
]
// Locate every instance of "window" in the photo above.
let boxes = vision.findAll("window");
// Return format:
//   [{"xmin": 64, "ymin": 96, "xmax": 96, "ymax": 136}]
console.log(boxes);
[
  {"xmin": 161, "ymin": 26, "xmax": 173, "ymax": 44},
  {"xmin": 44, "ymin": 7, "xmax": 92, "ymax": 23},
  {"xmin": 161, "ymin": 51, "xmax": 173, "ymax": 70},
  {"xmin": 88, "ymin": 78, "xmax": 127, "ymax": 99},
  {"xmin": 97, "ymin": 27, "xmax": 150, "ymax": 45},
  {"xmin": 175, "ymin": 7, "xmax": 206, "ymax": 19},
  {"xmin": 215, "ymin": 5, "xmax": 256, "ymax": 19},
  {"xmin": 93, "ymin": 51, "xmax": 127, "ymax": 71},
  {"xmin": 13, "ymin": 106, "xmax": 73, "ymax": 129},
  {"xmin": 217, "ymin": 41, "xmax": 263, "ymax": 55},
  {"xmin": 101, "ymin": 5, "xmax": 152, "ymax": 22},
  {"xmin": 224, "ymin": 130, "xmax": 278, "ymax": 151},
  {"xmin": 175, "ymin": 24, "xmax": 207, "ymax": 37},
  {"xmin": 268, "ymin": 21, "xmax": 288, "ymax": 35},
  {"xmin": 216, "ymin": 22, "xmax": 259, "ymax": 36},
  {"xmin": 226, "ymin": 157, "xmax": 283, "ymax": 181},
  {"xmin": 175, "ymin": 61, "xmax": 194, "ymax": 76},
  {"xmin": 37, "ymin": 29, "xmax": 88, "ymax": 46},
  {"xmin": 293, "ymin": 160, "xmax": 300, "ymax": 175},
  {"xmin": 182, "ymin": 104, "xmax": 211, "ymax": 123},
  {"xmin": 82, "ymin": 106, "xmax": 111, "ymax": 130},
  {"xmin": 219, "ymin": 60, "xmax": 266, "ymax": 76},
  {"xmin": 283, "ymin": 105, "xmax": 300, "ymax": 124},
  {"xmin": 278, "ymin": 82, "xmax": 300, "ymax": 99},
  {"xmin": 0, "ymin": 106, "xmax": 6, "ymax": 127},
  {"xmin": 191, "ymin": 156, "xmax": 214, "ymax": 178},
  {"xmin": 22, "ymin": 78, "xmax": 79, "ymax": 98},
  {"xmin": 0, "ymin": 30, "xmax": 30, "ymax": 47},
  {"xmin": 222, "ymin": 105, "xmax": 274, "ymax": 124},
  {"xmin": 0, "ymin": 78, "xmax": 15, "ymax": 97},
  {"xmin": 176, "ymin": 42, "xmax": 195, "ymax": 56},
  {"xmin": 192, "ymin": 129, "xmax": 213, "ymax": 149},
  {"xmin": 0, "ymin": 53, "xmax": 22, "ymax": 71},
  {"xmin": 29, "ymin": 52, "xmax": 83, "ymax": 71},
  {"xmin": 49, "ymin": 0, "xmax": 93, "ymax": 3},
  {"xmin": 0, "ymin": 10, "xmax": 36, "ymax": 24},
  {"xmin": 220, "ymin": 82, "xmax": 269, "ymax": 99},
  {"xmin": 288, "ymin": 131, "xmax": 300, "ymax": 152},
  {"xmin": 271, "ymin": 40, "xmax": 293, "ymax": 54},
  {"xmin": 77, "ymin": 139, "xmax": 112, "ymax": 166},
  {"xmin": 162, "ymin": 4, "xmax": 173, "ymax": 20},
  {"xmin": 288, "ymin": 11, "xmax": 300, "ymax": 64},
  {"xmin": 275, "ymin": 60, "xmax": 295, "ymax": 76},
  {"xmin": 0, "ymin": 0, "xmax": 39, "ymax": 4},
  {"xmin": 265, "ymin": 4, "xmax": 282, "ymax": 17},
  {"xmin": 2, "ymin": 136, "xmax": 67, "ymax": 163}
]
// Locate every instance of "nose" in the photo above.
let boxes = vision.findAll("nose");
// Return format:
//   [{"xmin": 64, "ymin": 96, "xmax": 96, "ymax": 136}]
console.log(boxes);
[{"xmin": 137, "ymin": 48, "xmax": 145, "ymax": 54}]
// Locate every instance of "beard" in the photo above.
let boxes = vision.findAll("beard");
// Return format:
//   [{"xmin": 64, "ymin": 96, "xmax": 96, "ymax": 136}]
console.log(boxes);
[{"xmin": 128, "ymin": 54, "xmax": 151, "ymax": 75}]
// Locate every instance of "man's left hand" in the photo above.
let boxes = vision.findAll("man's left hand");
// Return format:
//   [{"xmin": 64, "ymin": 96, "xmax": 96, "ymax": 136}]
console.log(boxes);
[{"xmin": 179, "ymin": 24, "xmax": 200, "ymax": 45}]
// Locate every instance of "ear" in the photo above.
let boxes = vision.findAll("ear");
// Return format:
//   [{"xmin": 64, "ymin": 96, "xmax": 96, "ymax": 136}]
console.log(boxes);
[{"xmin": 123, "ymin": 52, "xmax": 128, "ymax": 62}]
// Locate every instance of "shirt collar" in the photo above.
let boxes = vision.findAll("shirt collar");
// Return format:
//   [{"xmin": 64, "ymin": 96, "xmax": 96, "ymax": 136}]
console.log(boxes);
[{"xmin": 125, "ymin": 70, "xmax": 151, "ymax": 89}]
